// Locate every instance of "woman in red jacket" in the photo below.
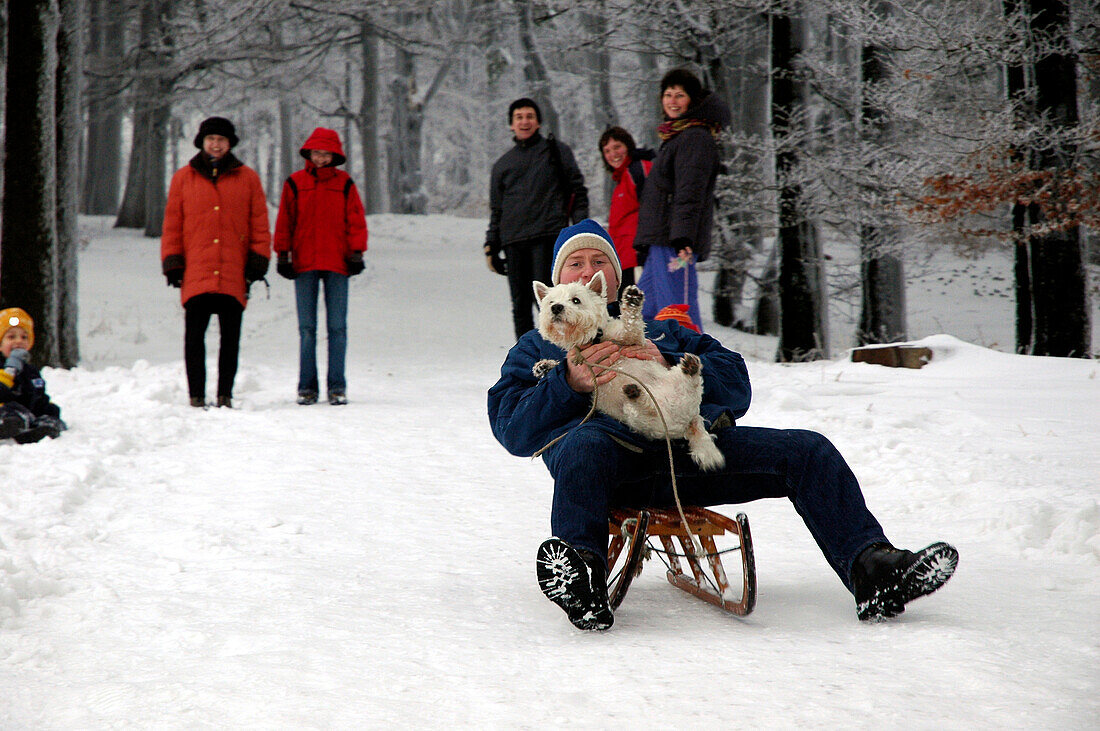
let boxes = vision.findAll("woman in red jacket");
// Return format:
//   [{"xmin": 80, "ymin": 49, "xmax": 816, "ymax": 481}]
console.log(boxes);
[
  {"xmin": 274, "ymin": 128, "xmax": 368, "ymax": 406},
  {"xmin": 598, "ymin": 127, "xmax": 653, "ymax": 297},
  {"xmin": 161, "ymin": 116, "xmax": 271, "ymax": 409}
]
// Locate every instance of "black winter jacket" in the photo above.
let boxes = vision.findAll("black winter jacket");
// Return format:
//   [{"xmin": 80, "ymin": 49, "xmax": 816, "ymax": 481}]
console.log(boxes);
[
  {"xmin": 0, "ymin": 362, "xmax": 62, "ymax": 419},
  {"xmin": 486, "ymin": 132, "xmax": 589, "ymax": 248},
  {"xmin": 634, "ymin": 93, "xmax": 731, "ymax": 264}
]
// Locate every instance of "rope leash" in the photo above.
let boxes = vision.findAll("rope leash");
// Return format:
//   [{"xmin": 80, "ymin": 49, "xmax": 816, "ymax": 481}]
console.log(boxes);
[{"xmin": 533, "ymin": 348, "xmax": 706, "ymax": 559}]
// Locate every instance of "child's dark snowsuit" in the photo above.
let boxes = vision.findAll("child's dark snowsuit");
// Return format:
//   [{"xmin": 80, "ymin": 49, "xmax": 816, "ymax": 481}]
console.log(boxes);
[{"xmin": 0, "ymin": 363, "xmax": 66, "ymax": 443}]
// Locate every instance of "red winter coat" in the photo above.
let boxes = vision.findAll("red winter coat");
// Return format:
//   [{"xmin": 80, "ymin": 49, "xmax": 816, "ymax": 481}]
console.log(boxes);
[
  {"xmin": 161, "ymin": 153, "xmax": 271, "ymax": 308},
  {"xmin": 274, "ymin": 128, "xmax": 368, "ymax": 275},
  {"xmin": 607, "ymin": 157, "xmax": 652, "ymax": 270}
]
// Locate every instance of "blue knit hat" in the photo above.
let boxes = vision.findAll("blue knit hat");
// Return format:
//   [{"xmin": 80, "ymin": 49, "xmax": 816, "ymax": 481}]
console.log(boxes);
[{"xmin": 551, "ymin": 219, "xmax": 622, "ymax": 286}]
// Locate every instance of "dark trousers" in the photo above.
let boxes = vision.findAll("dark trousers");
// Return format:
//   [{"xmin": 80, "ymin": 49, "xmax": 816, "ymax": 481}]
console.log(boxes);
[
  {"xmin": 184, "ymin": 293, "xmax": 244, "ymax": 400},
  {"xmin": 505, "ymin": 235, "xmax": 555, "ymax": 338},
  {"xmin": 543, "ymin": 424, "xmax": 888, "ymax": 591}
]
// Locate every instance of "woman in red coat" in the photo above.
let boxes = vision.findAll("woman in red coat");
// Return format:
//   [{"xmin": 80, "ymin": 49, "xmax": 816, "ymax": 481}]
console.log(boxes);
[
  {"xmin": 598, "ymin": 127, "xmax": 653, "ymax": 297},
  {"xmin": 273, "ymin": 127, "xmax": 368, "ymax": 405},
  {"xmin": 161, "ymin": 116, "xmax": 271, "ymax": 409}
]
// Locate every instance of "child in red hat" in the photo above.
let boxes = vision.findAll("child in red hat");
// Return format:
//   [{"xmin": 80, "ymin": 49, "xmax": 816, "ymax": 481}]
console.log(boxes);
[
  {"xmin": 0, "ymin": 308, "xmax": 67, "ymax": 443},
  {"xmin": 274, "ymin": 127, "xmax": 368, "ymax": 406}
]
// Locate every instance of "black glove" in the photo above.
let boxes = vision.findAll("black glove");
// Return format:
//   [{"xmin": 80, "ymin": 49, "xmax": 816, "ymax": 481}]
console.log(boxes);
[
  {"xmin": 245, "ymin": 251, "xmax": 270, "ymax": 283},
  {"xmin": 345, "ymin": 251, "xmax": 365, "ymax": 276},
  {"xmin": 277, "ymin": 252, "xmax": 296, "ymax": 280},
  {"xmin": 4, "ymin": 348, "xmax": 29, "ymax": 374},
  {"xmin": 162, "ymin": 254, "xmax": 185, "ymax": 288},
  {"xmin": 484, "ymin": 242, "xmax": 507, "ymax": 276}
]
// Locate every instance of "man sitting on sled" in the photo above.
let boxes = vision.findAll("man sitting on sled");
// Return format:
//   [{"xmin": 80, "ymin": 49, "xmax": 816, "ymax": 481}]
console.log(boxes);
[{"xmin": 487, "ymin": 219, "xmax": 957, "ymax": 631}]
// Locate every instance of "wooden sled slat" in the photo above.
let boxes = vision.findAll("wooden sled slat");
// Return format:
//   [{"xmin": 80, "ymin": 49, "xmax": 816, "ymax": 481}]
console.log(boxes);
[{"xmin": 608, "ymin": 506, "xmax": 757, "ymax": 616}]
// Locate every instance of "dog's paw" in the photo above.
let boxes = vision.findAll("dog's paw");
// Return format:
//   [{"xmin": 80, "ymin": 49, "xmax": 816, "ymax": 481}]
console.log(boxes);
[
  {"xmin": 622, "ymin": 383, "xmax": 642, "ymax": 400},
  {"xmin": 621, "ymin": 285, "xmax": 644, "ymax": 310},
  {"xmin": 679, "ymin": 353, "xmax": 702, "ymax": 376},
  {"xmin": 533, "ymin": 359, "xmax": 559, "ymax": 379}
]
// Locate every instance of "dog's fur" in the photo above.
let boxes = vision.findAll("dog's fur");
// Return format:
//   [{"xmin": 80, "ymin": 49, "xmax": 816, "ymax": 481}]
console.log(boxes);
[{"xmin": 532, "ymin": 271, "xmax": 724, "ymax": 470}]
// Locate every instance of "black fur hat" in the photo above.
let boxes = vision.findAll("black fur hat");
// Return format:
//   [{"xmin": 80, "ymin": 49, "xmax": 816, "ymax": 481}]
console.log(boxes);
[{"xmin": 193, "ymin": 117, "xmax": 239, "ymax": 149}]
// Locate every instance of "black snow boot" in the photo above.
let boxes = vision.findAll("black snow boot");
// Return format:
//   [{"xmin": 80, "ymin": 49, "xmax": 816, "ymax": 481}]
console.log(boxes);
[
  {"xmin": 851, "ymin": 541, "xmax": 958, "ymax": 621},
  {"xmin": 536, "ymin": 538, "xmax": 614, "ymax": 631},
  {"xmin": 0, "ymin": 413, "xmax": 24, "ymax": 440}
]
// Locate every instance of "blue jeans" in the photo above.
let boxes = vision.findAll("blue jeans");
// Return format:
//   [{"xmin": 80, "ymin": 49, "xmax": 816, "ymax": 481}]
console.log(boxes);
[
  {"xmin": 294, "ymin": 270, "xmax": 349, "ymax": 395},
  {"xmin": 543, "ymin": 424, "xmax": 888, "ymax": 591}
]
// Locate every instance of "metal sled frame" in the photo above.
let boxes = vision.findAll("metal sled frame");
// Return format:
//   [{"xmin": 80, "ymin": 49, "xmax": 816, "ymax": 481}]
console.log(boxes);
[{"xmin": 607, "ymin": 506, "xmax": 757, "ymax": 616}]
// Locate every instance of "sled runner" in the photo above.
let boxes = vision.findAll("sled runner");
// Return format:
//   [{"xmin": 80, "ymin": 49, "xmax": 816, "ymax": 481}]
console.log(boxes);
[{"xmin": 607, "ymin": 506, "xmax": 757, "ymax": 616}]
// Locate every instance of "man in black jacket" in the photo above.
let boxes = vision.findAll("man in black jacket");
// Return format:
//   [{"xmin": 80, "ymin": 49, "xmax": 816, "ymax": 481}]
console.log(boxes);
[{"xmin": 485, "ymin": 98, "xmax": 589, "ymax": 339}]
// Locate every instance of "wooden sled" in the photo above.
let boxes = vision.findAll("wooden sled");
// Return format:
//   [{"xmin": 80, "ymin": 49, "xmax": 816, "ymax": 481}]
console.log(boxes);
[{"xmin": 607, "ymin": 506, "xmax": 757, "ymax": 616}]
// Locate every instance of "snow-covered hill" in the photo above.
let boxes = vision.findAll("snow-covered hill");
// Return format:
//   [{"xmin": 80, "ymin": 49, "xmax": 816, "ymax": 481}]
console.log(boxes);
[{"xmin": 2, "ymin": 215, "xmax": 1097, "ymax": 727}]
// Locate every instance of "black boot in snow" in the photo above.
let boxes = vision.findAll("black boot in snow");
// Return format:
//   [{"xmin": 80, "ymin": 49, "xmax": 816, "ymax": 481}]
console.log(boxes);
[
  {"xmin": 851, "ymin": 541, "xmax": 958, "ymax": 621},
  {"xmin": 536, "ymin": 538, "xmax": 613, "ymax": 631}
]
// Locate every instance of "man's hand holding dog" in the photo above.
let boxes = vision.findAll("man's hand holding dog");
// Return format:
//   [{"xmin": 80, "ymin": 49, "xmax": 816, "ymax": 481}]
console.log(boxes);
[{"xmin": 566, "ymin": 340, "xmax": 669, "ymax": 393}]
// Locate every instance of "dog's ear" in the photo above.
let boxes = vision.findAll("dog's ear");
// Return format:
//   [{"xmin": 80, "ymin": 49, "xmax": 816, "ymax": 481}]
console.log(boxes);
[
  {"xmin": 532, "ymin": 281, "xmax": 550, "ymax": 305},
  {"xmin": 587, "ymin": 270, "xmax": 607, "ymax": 299}
]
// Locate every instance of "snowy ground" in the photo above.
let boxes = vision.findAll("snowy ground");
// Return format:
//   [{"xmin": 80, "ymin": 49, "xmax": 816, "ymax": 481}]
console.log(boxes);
[{"xmin": 2, "ymin": 214, "xmax": 1098, "ymax": 728}]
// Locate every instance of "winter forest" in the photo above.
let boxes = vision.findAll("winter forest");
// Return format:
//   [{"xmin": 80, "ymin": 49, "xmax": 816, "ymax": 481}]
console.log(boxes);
[{"xmin": 0, "ymin": 0, "xmax": 1097, "ymax": 364}]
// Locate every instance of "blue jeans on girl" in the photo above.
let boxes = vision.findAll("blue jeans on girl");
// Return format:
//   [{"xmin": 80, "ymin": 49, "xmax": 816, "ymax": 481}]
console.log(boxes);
[{"xmin": 294, "ymin": 270, "xmax": 348, "ymax": 396}]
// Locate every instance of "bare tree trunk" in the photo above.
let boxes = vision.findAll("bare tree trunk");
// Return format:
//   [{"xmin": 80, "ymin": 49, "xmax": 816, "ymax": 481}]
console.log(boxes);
[
  {"xmin": 279, "ymin": 97, "xmax": 296, "ymax": 181},
  {"xmin": 586, "ymin": 4, "xmax": 615, "ymax": 209},
  {"xmin": 713, "ymin": 12, "xmax": 768, "ymax": 330},
  {"xmin": 116, "ymin": 0, "xmax": 173, "ymax": 234},
  {"xmin": 637, "ymin": 51, "xmax": 661, "ymax": 149},
  {"xmin": 81, "ymin": 0, "xmax": 123, "ymax": 215},
  {"xmin": 0, "ymin": 3, "xmax": 8, "ymax": 222},
  {"xmin": 857, "ymin": 3, "xmax": 906, "ymax": 345},
  {"xmin": 1004, "ymin": 0, "xmax": 1033, "ymax": 352},
  {"xmin": 482, "ymin": 0, "xmax": 508, "ymax": 100},
  {"xmin": 514, "ymin": 0, "xmax": 560, "ymax": 134},
  {"xmin": 115, "ymin": 109, "xmax": 148, "ymax": 227},
  {"xmin": 388, "ymin": 45, "xmax": 426, "ymax": 214},
  {"xmin": 772, "ymin": 6, "xmax": 827, "ymax": 362},
  {"xmin": 57, "ymin": 0, "xmax": 84, "ymax": 367},
  {"xmin": 1, "ymin": 0, "xmax": 61, "ymax": 366},
  {"xmin": 141, "ymin": 0, "xmax": 173, "ymax": 238},
  {"xmin": 358, "ymin": 22, "xmax": 383, "ymax": 213},
  {"xmin": 1021, "ymin": 0, "xmax": 1089, "ymax": 357}
]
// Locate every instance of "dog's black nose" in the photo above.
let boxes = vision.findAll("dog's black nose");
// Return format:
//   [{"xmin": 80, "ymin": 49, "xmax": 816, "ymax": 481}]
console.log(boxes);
[{"xmin": 551, "ymin": 303, "xmax": 564, "ymax": 315}]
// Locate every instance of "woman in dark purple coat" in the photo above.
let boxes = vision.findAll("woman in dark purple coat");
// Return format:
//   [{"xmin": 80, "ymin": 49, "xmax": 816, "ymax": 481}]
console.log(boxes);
[{"xmin": 634, "ymin": 69, "xmax": 730, "ymax": 330}]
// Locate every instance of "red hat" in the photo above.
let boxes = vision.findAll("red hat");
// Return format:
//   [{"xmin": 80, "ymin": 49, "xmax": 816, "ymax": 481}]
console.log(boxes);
[
  {"xmin": 300, "ymin": 127, "xmax": 347, "ymax": 166},
  {"xmin": 654, "ymin": 304, "xmax": 700, "ymax": 333}
]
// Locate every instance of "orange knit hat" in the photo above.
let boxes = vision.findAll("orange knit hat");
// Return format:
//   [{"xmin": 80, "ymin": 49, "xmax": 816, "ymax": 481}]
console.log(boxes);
[
  {"xmin": 0, "ymin": 307, "xmax": 34, "ymax": 348},
  {"xmin": 653, "ymin": 304, "xmax": 700, "ymax": 333}
]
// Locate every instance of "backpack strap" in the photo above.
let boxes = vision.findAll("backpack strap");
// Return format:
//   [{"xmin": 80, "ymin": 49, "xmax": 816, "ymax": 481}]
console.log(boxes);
[
  {"xmin": 285, "ymin": 176, "xmax": 298, "ymax": 199},
  {"xmin": 628, "ymin": 158, "xmax": 648, "ymax": 200},
  {"xmin": 546, "ymin": 134, "xmax": 574, "ymax": 215}
]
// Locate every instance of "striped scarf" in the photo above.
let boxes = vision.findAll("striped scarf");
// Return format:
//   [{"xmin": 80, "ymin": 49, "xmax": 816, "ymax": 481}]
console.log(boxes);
[{"xmin": 657, "ymin": 117, "xmax": 721, "ymax": 142}]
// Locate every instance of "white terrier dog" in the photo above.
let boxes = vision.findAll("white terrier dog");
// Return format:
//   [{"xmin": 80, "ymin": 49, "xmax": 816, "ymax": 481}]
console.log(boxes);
[{"xmin": 531, "ymin": 270, "xmax": 725, "ymax": 470}]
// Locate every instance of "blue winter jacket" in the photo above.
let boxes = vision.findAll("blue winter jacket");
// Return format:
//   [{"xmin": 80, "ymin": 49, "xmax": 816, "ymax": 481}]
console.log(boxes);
[{"xmin": 488, "ymin": 316, "xmax": 752, "ymax": 460}]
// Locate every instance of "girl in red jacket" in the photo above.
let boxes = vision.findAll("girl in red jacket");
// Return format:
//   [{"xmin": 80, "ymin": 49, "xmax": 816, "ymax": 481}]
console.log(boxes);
[
  {"xmin": 274, "ymin": 128, "xmax": 368, "ymax": 405},
  {"xmin": 598, "ymin": 127, "xmax": 653, "ymax": 297}
]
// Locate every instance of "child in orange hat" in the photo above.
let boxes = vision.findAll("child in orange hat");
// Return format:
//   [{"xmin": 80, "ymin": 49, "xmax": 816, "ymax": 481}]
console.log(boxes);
[{"xmin": 0, "ymin": 308, "xmax": 67, "ymax": 443}]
